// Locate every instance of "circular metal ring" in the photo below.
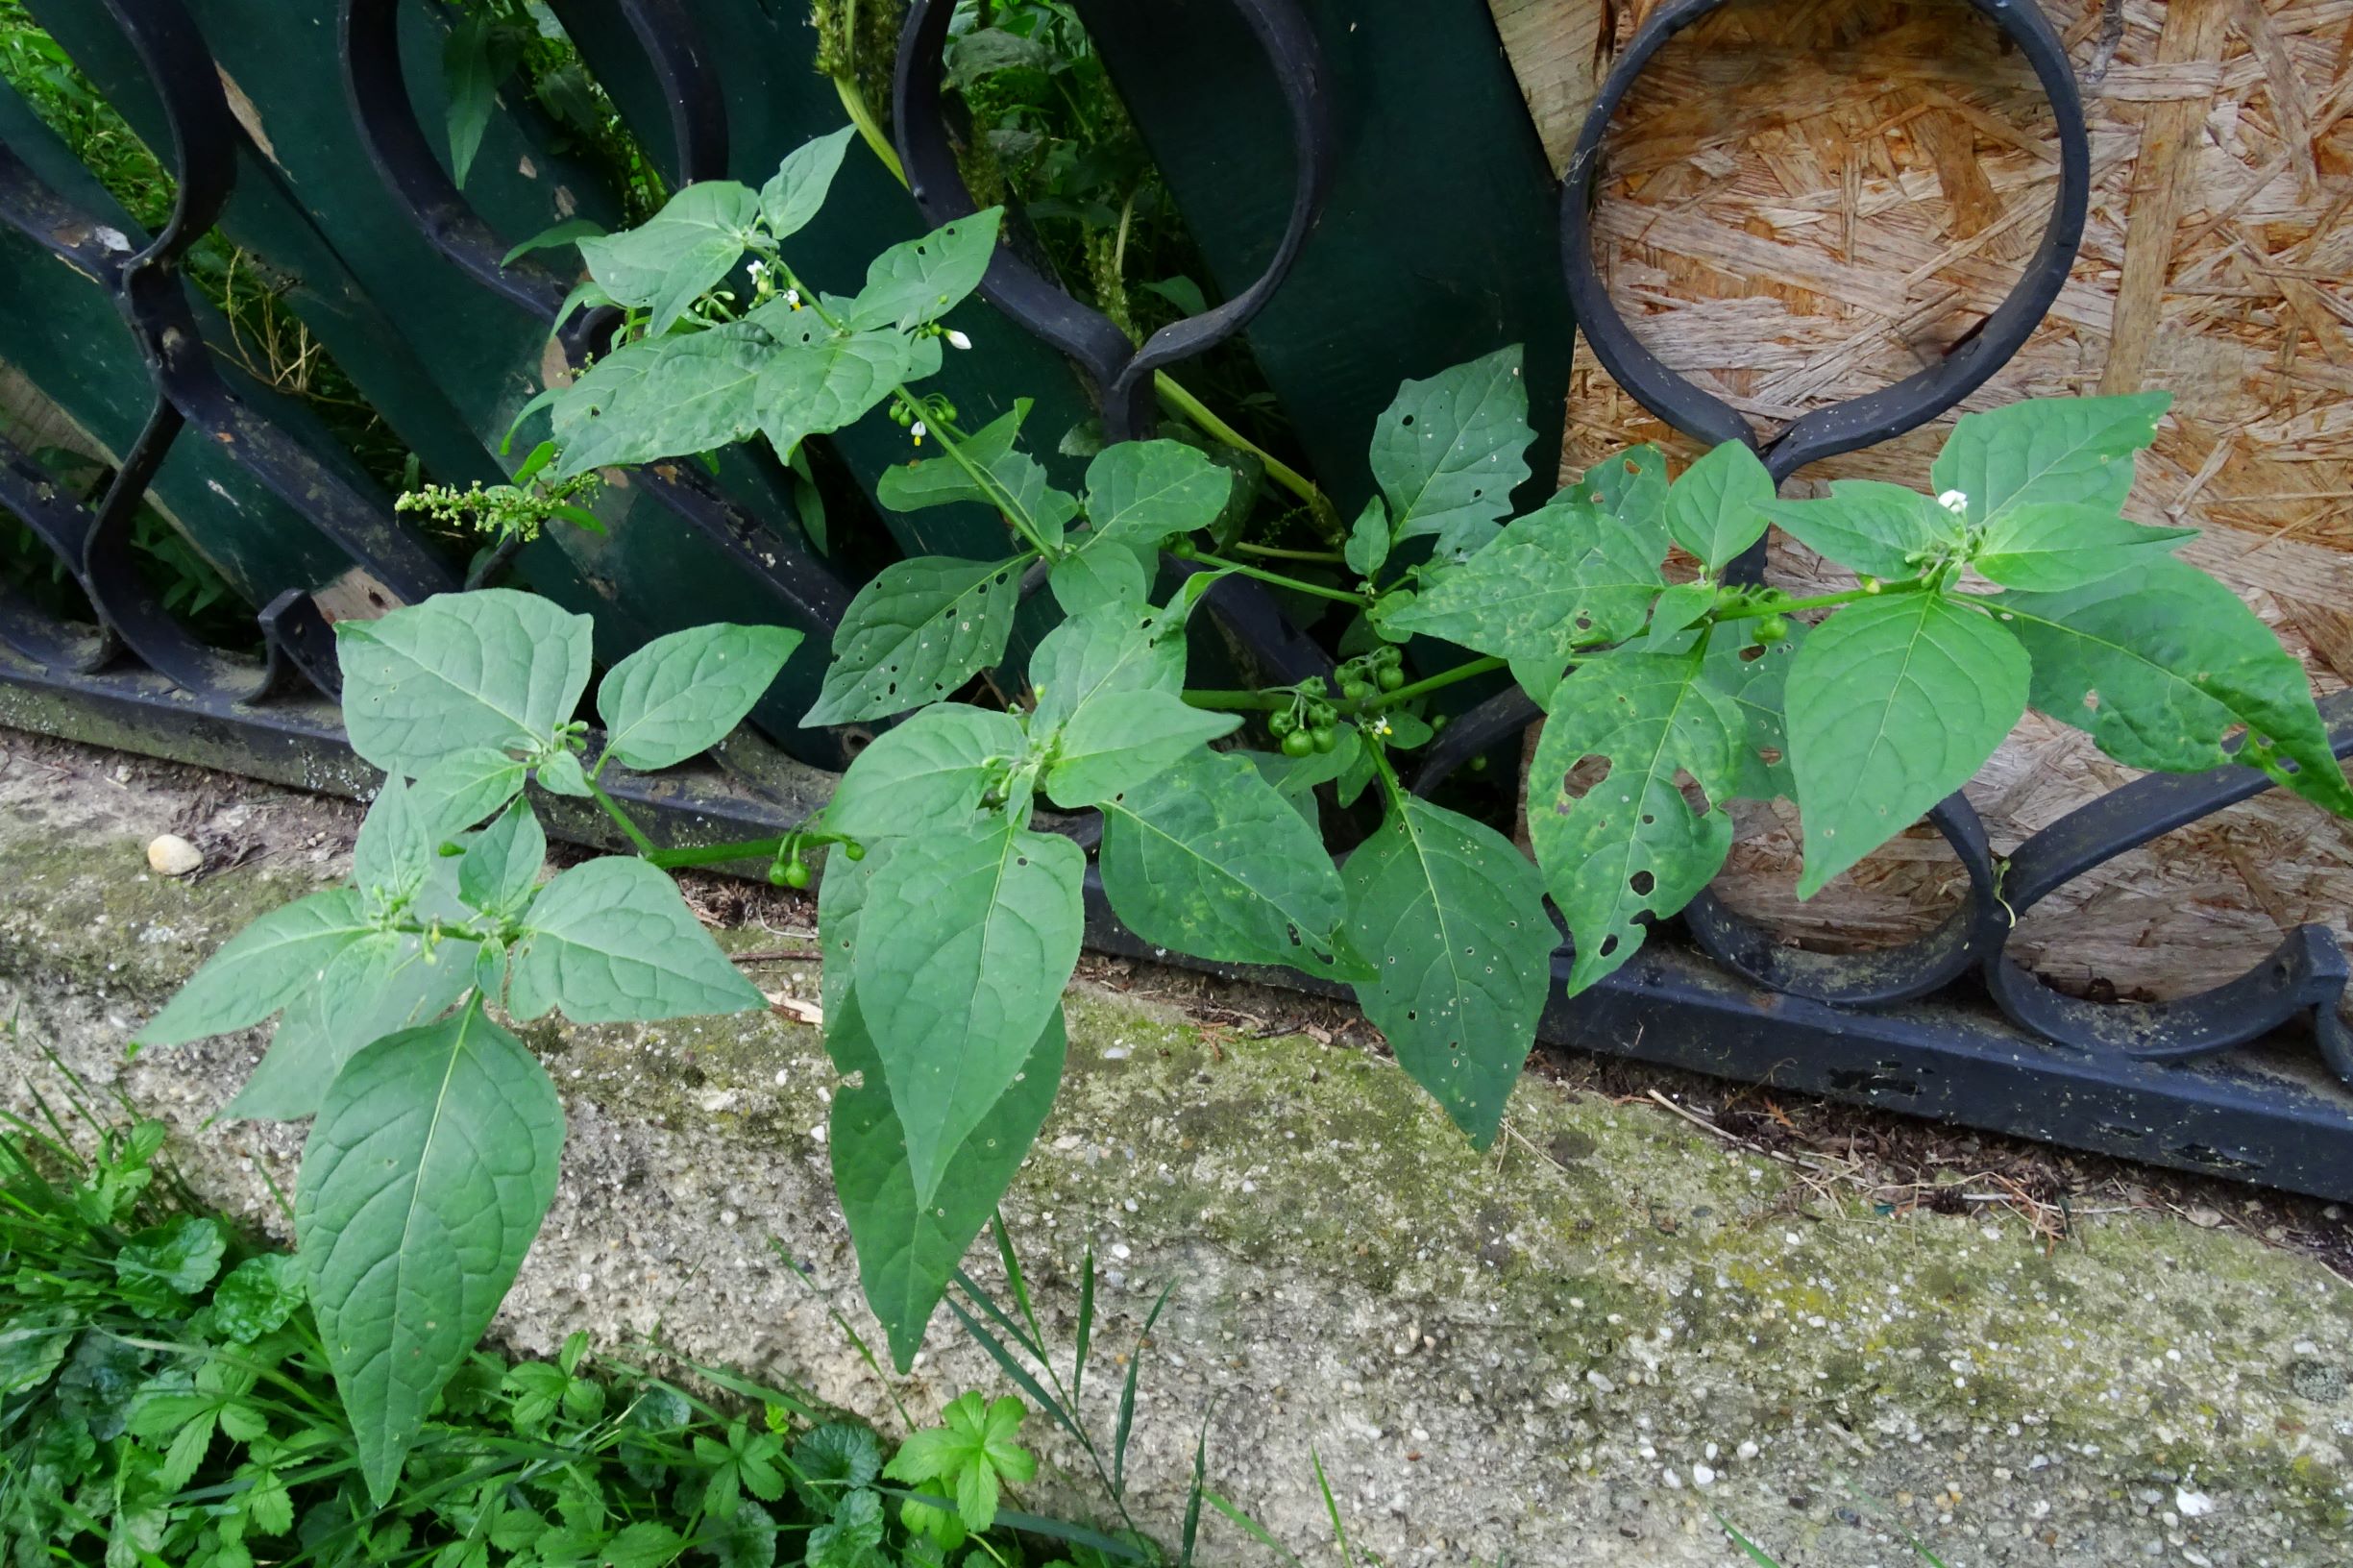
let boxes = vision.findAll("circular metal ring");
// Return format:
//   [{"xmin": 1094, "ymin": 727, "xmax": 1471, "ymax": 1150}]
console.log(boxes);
[{"xmin": 1559, "ymin": 0, "xmax": 2091, "ymax": 484}]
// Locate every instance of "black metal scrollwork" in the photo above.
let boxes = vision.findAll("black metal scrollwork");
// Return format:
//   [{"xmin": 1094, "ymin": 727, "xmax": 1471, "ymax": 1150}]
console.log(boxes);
[{"xmin": 0, "ymin": 0, "xmax": 457, "ymax": 704}]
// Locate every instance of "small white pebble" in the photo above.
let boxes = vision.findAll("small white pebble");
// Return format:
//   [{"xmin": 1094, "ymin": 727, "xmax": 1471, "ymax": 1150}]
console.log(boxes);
[
  {"xmin": 147, "ymin": 834, "xmax": 202, "ymax": 876},
  {"xmin": 1692, "ymin": 1464, "xmax": 1716, "ymax": 1487}
]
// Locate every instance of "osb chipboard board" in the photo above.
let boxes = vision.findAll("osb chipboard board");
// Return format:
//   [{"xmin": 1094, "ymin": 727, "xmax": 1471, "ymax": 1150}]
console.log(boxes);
[{"xmin": 1492, "ymin": 0, "xmax": 2353, "ymax": 1001}]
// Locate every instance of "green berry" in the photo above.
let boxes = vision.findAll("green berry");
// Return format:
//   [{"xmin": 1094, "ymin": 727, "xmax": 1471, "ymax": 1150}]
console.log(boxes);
[
  {"xmin": 1377, "ymin": 666, "xmax": 1406, "ymax": 692},
  {"xmin": 1470, "ymin": 754, "xmax": 1488, "ymax": 772},
  {"xmin": 1282, "ymin": 728, "xmax": 1315, "ymax": 758},
  {"xmin": 1311, "ymin": 725, "xmax": 1337, "ymax": 753},
  {"xmin": 1754, "ymin": 614, "xmax": 1790, "ymax": 645},
  {"xmin": 781, "ymin": 858, "xmax": 812, "ymax": 889},
  {"xmin": 1270, "ymin": 710, "xmax": 1296, "ymax": 736},
  {"xmin": 1342, "ymin": 680, "xmax": 1373, "ymax": 702},
  {"xmin": 844, "ymin": 841, "xmax": 866, "ymax": 861},
  {"xmin": 1430, "ymin": 712, "xmax": 1449, "ymax": 733}
]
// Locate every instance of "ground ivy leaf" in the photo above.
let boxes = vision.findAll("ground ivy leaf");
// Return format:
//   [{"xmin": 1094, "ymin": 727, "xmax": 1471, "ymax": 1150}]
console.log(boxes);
[
  {"xmin": 749, "ymin": 315, "xmax": 938, "ymax": 459},
  {"xmin": 1099, "ymin": 749, "xmax": 1364, "ymax": 980},
  {"xmin": 1991, "ymin": 556, "xmax": 2353, "ymax": 818},
  {"xmin": 852, "ymin": 817, "xmax": 1083, "ymax": 1206},
  {"xmin": 1664, "ymin": 440, "xmax": 1773, "ymax": 576},
  {"xmin": 227, "ymin": 933, "xmax": 477, "ymax": 1120},
  {"xmin": 1931, "ymin": 392, "xmax": 2169, "ymax": 526},
  {"xmin": 841, "ymin": 208, "xmax": 1004, "ymax": 331},
  {"xmin": 1340, "ymin": 796, "xmax": 1553, "ymax": 1147},
  {"xmin": 1761, "ymin": 480, "xmax": 1958, "ymax": 579},
  {"xmin": 337, "ymin": 590, "xmax": 593, "ymax": 774},
  {"xmin": 1786, "ymin": 593, "xmax": 2027, "ymax": 896},
  {"xmin": 829, "ymin": 991, "xmax": 1064, "ymax": 1372},
  {"xmin": 1701, "ymin": 625, "xmax": 1804, "ymax": 800},
  {"xmin": 1970, "ymin": 502, "xmax": 2194, "ymax": 593},
  {"xmin": 803, "ymin": 554, "xmax": 1028, "ymax": 725},
  {"xmin": 1085, "ymin": 439, "xmax": 1232, "ymax": 547},
  {"xmin": 1042, "ymin": 690, "xmax": 1238, "ymax": 807},
  {"xmin": 1370, "ymin": 346, "xmax": 1533, "ymax": 556},
  {"xmin": 598, "ymin": 623, "xmax": 803, "ymax": 771},
  {"xmin": 1574, "ymin": 444, "xmax": 1671, "ymax": 559},
  {"xmin": 459, "ymin": 799, "xmax": 545, "ymax": 916},
  {"xmin": 410, "ymin": 747, "xmax": 529, "ymax": 841},
  {"xmin": 295, "ymin": 1000, "xmax": 564, "ymax": 1506},
  {"xmin": 549, "ymin": 327, "xmax": 770, "ymax": 478},
  {"xmin": 134, "ymin": 888, "xmax": 376, "ymax": 1048},
  {"xmin": 508, "ymin": 858, "xmax": 767, "ymax": 1022},
  {"xmin": 576, "ymin": 180, "xmax": 759, "ymax": 335},
  {"xmin": 759, "ymin": 126, "xmax": 857, "ymax": 239},
  {"xmin": 1380, "ymin": 492, "xmax": 1662, "ymax": 668},
  {"xmin": 826, "ymin": 704, "xmax": 1026, "ymax": 841},
  {"xmin": 1528, "ymin": 652, "xmax": 1745, "ymax": 992}
]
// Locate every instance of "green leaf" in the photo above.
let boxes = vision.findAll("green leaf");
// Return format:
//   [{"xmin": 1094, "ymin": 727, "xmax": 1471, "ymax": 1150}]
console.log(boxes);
[
  {"xmin": 354, "ymin": 776, "xmax": 434, "ymax": 912},
  {"xmin": 826, "ymin": 704, "xmax": 1027, "ymax": 841},
  {"xmin": 1370, "ymin": 347, "xmax": 1533, "ymax": 556},
  {"xmin": 459, "ymin": 799, "xmax": 544, "ymax": 915},
  {"xmin": 410, "ymin": 747, "xmax": 529, "ymax": 841},
  {"xmin": 882, "ymin": 1392, "xmax": 1034, "ymax": 1533},
  {"xmin": 535, "ymin": 748, "xmax": 591, "ymax": 797},
  {"xmin": 1099, "ymin": 749, "xmax": 1362, "ymax": 978},
  {"xmin": 1991, "ymin": 557, "xmax": 2353, "ymax": 817},
  {"xmin": 1528, "ymin": 652, "xmax": 1745, "ymax": 992},
  {"xmin": 442, "ymin": 16, "xmax": 494, "ymax": 189},
  {"xmin": 548, "ymin": 327, "xmax": 770, "ymax": 478},
  {"xmin": 296, "ymin": 1001, "xmax": 564, "ymax": 1506},
  {"xmin": 1344, "ymin": 495, "xmax": 1389, "ymax": 576},
  {"xmin": 1380, "ymin": 493, "xmax": 1662, "ymax": 679},
  {"xmin": 1786, "ymin": 593, "xmax": 2027, "ymax": 895},
  {"xmin": 576, "ymin": 180, "xmax": 760, "ymax": 335},
  {"xmin": 818, "ymin": 838, "xmax": 889, "ymax": 1020},
  {"xmin": 831, "ymin": 991, "xmax": 1063, "ymax": 1372},
  {"xmin": 759, "ymin": 126, "xmax": 857, "ymax": 239},
  {"xmin": 875, "ymin": 402, "xmax": 1030, "ymax": 511},
  {"xmin": 135, "ymin": 888, "xmax": 376, "ymax": 1048},
  {"xmin": 1027, "ymin": 601, "xmax": 1185, "ymax": 730},
  {"xmin": 598, "ymin": 623, "xmax": 802, "ymax": 771},
  {"xmin": 803, "ymin": 555, "xmax": 1029, "ymax": 725},
  {"xmin": 0, "ymin": 1307, "xmax": 72, "ymax": 1395},
  {"xmin": 1663, "ymin": 440, "xmax": 1773, "ymax": 576},
  {"xmin": 1702, "ymin": 624, "xmax": 1804, "ymax": 799},
  {"xmin": 337, "ymin": 590, "xmax": 593, "ymax": 774},
  {"xmin": 226, "ymin": 931, "xmax": 476, "ymax": 1120},
  {"xmin": 1042, "ymin": 690, "xmax": 1238, "ymax": 807},
  {"xmin": 1085, "ymin": 440, "xmax": 1233, "ymax": 547},
  {"xmin": 853, "ymin": 817, "xmax": 1084, "ymax": 1204},
  {"xmin": 749, "ymin": 315, "xmax": 938, "ymax": 459},
  {"xmin": 1760, "ymin": 480, "xmax": 1958, "ymax": 579},
  {"xmin": 1340, "ymin": 796, "xmax": 1554, "ymax": 1146},
  {"xmin": 210, "ymin": 1255, "xmax": 306, "ymax": 1342},
  {"xmin": 1971, "ymin": 502, "xmax": 2194, "ymax": 592},
  {"xmin": 501, "ymin": 216, "xmax": 604, "ymax": 266},
  {"xmin": 508, "ymin": 858, "xmax": 768, "ymax": 1022},
  {"xmin": 1047, "ymin": 531, "xmax": 1156, "ymax": 615},
  {"xmin": 805, "ymin": 1490, "xmax": 886, "ymax": 1568},
  {"xmin": 842, "ymin": 209, "xmax": 1004, "ymax": 331},
  {"xmin": 1570, "ymin": 444, "xmax": 1671, "ymax": 560},
  {"xmin": 1930, "ymin": 392, "xmax": 2169, "ymax": 526},
  {"xmin": 114, "ymin": 1215, "xmax": 227, "ymax": 1302}
]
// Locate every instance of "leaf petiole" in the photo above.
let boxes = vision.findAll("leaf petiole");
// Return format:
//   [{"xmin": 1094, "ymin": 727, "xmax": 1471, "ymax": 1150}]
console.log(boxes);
[
  {"xmin": 1181, "ymin": 551, "xmax": 1368, "ymax": 607},
  {"xmin": 582, "ymin": 773, "xmax": 661, "ymax": 857}
]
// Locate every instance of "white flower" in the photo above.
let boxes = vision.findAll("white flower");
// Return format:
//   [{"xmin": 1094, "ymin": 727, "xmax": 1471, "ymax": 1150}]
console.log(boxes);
[
  {"xmin": 1369, "ymin": 716, "xmax": 1393, "ymax": 739},
  {"xmin": 784, "ymin": 287, "xmax": 801, "ymax": 309},
  {"xmin": 1936, "ymin": 488, "xmax": 1969, "ymax": 515},
  {"xmin": 945, "ymin": 329, "xmax": 972, "ymax": 351},
  {"xmin": 747, "ymin": 258, "xmax": 767, "ymax": 279},
  {"xmin": 910, "ymin": 420, "xmax": 926, "ymax": 446}
]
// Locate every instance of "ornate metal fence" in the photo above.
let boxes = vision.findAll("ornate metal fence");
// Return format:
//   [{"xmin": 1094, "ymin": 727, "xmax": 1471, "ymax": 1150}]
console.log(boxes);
[{"xmin": 4, "ymin": 0, "xmax": 2350, "ymax": 1196}]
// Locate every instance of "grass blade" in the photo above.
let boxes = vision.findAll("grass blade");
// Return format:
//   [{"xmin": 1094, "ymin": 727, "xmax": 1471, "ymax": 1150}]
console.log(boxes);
[
  {"xmin": 951, "ymin": 1264, "xmax": 1047, "ymax": 1362},
  {"xmin": 1178, "ymin": 1401, "xmax": 1213, "ymax": 1567},
  {"xmin": 1201, "ymin": 1490, "xmax": 1305, "ymax": 1566},
  {"xmin": 1311, "ymin": 1447, "xmax": 1357, "ymax": 1567},
  {"xmin": 1113, "ymin": 1279, "xmax": 1176, "ymax": 1500},
  {"xmin": 1712, "ymin": 1513, "xmax": 1783, "ymax": 1566},
  {"xmin": 944, "ymin": 1294, "xmax": 1084, "ymax": 1444},
  {"xmin": 1072, "ymin": 1246, "xmax": 1096, "ymax": 1409}
]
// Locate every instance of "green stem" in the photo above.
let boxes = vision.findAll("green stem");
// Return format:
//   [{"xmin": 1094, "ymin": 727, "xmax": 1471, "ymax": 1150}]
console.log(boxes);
[
  {"xmin": 644, "ymin": 835, "xmax": 790, "ymax": 871},
  {"xmin": 1180, "ymin": 687, "xmax": 1290, "ymax": 713},
  {"xmin": 1187, "ymin": 551, "xmax": 1367, "ymax": 607},
  {"xmin": 583, "ymin": 774, "xmax": 660, "ymax": 857},
  {"xmin": 831, "ymin": 70, "xmax": 903, "ymax": 184},
  {"xmin": 1366, "ymin": 739, "xmax": 1408, "ymax": 811},
  {"xmin": 1233, "ymin": 541, "xmax": 1345, "ymax": 564},
  {"xmin": 1365, "ymin": 655, "xmax": 1506, "ymax": 712},
  {"xmin": 1151, "ymin": 374, "xmax": 1338, "ymax": 536},
  {"xmin": 1706, "ymin": 576, "xmax": 1927, "ymax": 624}
]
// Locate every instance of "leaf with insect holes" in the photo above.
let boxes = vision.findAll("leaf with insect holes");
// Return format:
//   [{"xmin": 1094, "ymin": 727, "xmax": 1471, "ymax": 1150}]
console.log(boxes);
[
  {"xmin": 1370, "ymin": 347, "xmax": 1534, "ymax": 557},
  {"xmin": 1970, "ymin": 503, "xmax": 2194, "ymax": 592},
  {"xmin": 828, "ymin": 991, "xmax": 1064, "ymax": 1372},
  {"xmin": 576, "ymin": 180, "xmax": 759, "ymax": 335},
  {"xmin": 134, "ymin": 889, "xmax": 376, "ymax": 1048},
  {"xmin": 1761, "ymin": 480, "xmax": 1960, "ymax": 579},
  {"xmin": 826, "ymin": 703, "xmax": 1027, "ymax": 841},
  {"xmin": 853, "ymin": 816, "xmax": 1083, "ymax": 1205},
  {"xmin": 598, "ymin": 624, "xmax": 802, "ymax": 771},
  {"xmin": 1573, "ymin": 444, "xmax": 1671, "ymax": 560},
  {"xmin": 1100, "ymin": 748, "xmax": 1366, "ymax": 980},
  {"xmin": 227, "ymin": 932, "xmax": 477, "ymax": 1121},
  {"xmin": 1042, "ymin": 689, "xmax": 1238, "ymax": 807},
  {"xmin": 805, "ymin": 554, "xmax": 1029, "ymax": 725},
  {"xmin": 338, "ymin": 591, "xmax": 592, "ymax": 775},
  {"xmin": 1341, "ymin": 796, "xmax": 1554, "ymax": 1147},
  {"xmin": 1702, "ymin": 623, "xmax": 1804, "ymax": 800},
  {"xmin": 1664, "ymin": 440, "xmax": 1774, "ymax": 576},
  {"xmin": 841, "ymin": 209, "xmax": 1004, "ymax": 331},
  {"xmin": 1991, "ymin": 557, "xmax": 2353, "ymax": 818},
  {"xmin": 1529, "ymin": 652, "xmax": 1745, "ymax": 992},
  {"xmin": 507, "ymin": 857, "xmax": 767, "ymax": 1022},
  {"xmin": 296, "ymin": 1000, "xmax": 563, "ymax": 1505},
  {"xmin": 748, "ymin": 312, "xmax": 940, "ymax": 460},
  {"xmin": 1085, "ymin": 439, "xmax": 1233, "ymax": 547},
  {"xmin": 1786, "ymin": 593, "xmax": 2028, "ymax": 895},
  {"xmin": 1026, "ymin": 601, "xmax": 1185, "ymax": 729},
  {"xmin": 1381, "ymin": 492, "xmax": 1662, "ymax": 677},
  {"xmin": 759, "ymin": 126, "xmax": 857, "ymax": 239},
  {"xmin": 549, "ymin": 327, "xmax": 771, "ymax": 478},
  {"xmin": 1931, "ymin": 392, "xmax": 2169, "ymax": 525}
]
